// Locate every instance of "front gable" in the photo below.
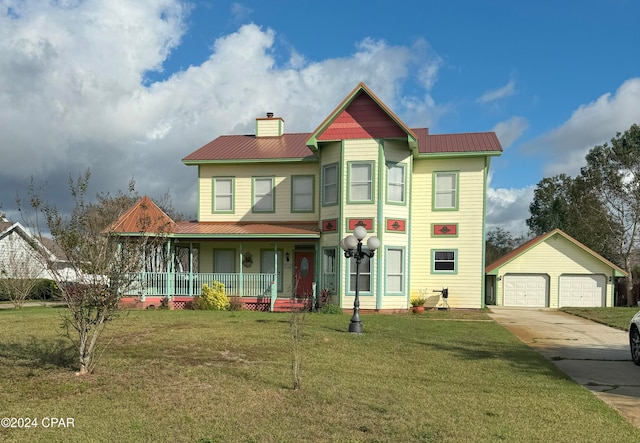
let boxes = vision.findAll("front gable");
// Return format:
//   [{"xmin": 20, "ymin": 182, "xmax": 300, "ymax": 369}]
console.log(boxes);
[{"xmin": 306, "ymin": 82, "xmax": 418, "ymax": 152}]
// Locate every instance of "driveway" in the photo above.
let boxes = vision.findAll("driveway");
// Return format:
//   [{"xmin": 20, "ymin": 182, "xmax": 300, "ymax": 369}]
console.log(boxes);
[{"xmin": 488, "ymin": 306, "xmax": 640, "ymax": 429}]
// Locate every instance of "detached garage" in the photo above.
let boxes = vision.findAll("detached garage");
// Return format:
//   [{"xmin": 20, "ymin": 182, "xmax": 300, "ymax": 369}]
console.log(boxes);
[{"xmin": 485, "ymin": 229, "xmax": 626, "ymax": 308}]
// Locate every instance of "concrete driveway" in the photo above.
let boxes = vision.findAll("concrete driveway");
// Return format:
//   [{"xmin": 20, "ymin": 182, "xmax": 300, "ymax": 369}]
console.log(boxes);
[{"xmin": 488, "ymin": 306, "xmax": 640, "ymax": 429}]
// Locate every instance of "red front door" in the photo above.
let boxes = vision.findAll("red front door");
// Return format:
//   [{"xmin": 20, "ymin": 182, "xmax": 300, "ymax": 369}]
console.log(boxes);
[{"xmin": 294, "ymin": 251, "xmax": 315, "ymax": 297}]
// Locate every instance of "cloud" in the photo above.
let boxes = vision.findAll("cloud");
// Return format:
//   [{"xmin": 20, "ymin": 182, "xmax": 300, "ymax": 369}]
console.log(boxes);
[
  {"xmin": 0, "ymin": 1, "xmax": 444, "ymax": 220},
  {"xmin": 492, "ymin": 116, "xmax": 528, "ymax": 149},
  {"xmin": 486, "ymin": 184, "xmax": 535, "ymax": 236},
  {"xmin": 523, "ymin": 78, "xmax": 640, "ymax": 177},
  {"xmin": 477, "ymin": 79, "xmax": 516, "ymax": 104}
]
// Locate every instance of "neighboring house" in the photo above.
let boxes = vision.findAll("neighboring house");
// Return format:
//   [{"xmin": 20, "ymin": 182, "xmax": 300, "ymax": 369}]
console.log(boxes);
[
  {"xmin": 485, "ymin": 228, "xmax": 627, "ymax": 308},
  {"xmin": 0, "ymin": 218, "xmax": 72, "ymax": 281},
  {"xmin": 114, "ymin": 83, "xmax": 503, "ymax": 310}
]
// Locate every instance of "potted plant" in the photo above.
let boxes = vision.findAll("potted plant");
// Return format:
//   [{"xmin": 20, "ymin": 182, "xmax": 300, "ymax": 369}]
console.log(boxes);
[{"xmin": 410, "ymin": 297, "xmax": 426, "ymax": 313}]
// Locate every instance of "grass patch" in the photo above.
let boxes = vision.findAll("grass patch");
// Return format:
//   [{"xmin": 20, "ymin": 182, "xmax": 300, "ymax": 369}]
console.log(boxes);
[
  {"xmin": 561, "ymin": 307, "xmax": 639, "ymax": 331},
  {"xmin": 0, "ymin": 307, "xmax": 639, "ymax": 442}
]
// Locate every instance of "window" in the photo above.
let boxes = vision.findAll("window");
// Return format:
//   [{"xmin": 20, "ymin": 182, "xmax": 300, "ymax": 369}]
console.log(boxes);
[
  {"xmin": 322, "ymin": 164, "xmax": 338, "ymax": 206},
  {"xmin": 434, "ymin": 172, "xmax": 458, "ymax": 210},
  {"xmin": 261, "ymin": 250, "xmax": 283, "ymax": 292},
  {"xmin": 386, "ymin": 248, "xmax": 404, "ymax": 293},
  {"xmin": 349, "ymin": 162, "xmax": 373, "ymax": 203},
  {"xmin": 292, "ymin": 176, "xmax": 314, "ymax": 212},
  {"xmin": 322, "ymin": 248, "xmax": 337, "ymax": 294},
  {"xmin": 213, "ymin": 178, "xmax": 234, "ymax": 212},
  {"xmin": 349, "ymin": 253, "xmax": 372, "ymax": 293},
  {"xmin": 387, "ymin": 163, "xmax": 405, "ymax": 204},
  {"xmin": 213, "ymin": 250, "xmax": 235, "ymax": 273},
  {"xmin": 432, "ymin": 250, "xmax": 457, "ymax": 274},
  {"xmin": 253, "ymin": 177, "xmax": 275, "ymax": 212}
]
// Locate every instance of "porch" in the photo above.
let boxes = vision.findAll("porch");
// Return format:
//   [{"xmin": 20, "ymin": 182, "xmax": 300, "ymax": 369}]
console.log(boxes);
[{"xmin": 121, "ymin": 271, "xmax": 315, "ymax": 312}]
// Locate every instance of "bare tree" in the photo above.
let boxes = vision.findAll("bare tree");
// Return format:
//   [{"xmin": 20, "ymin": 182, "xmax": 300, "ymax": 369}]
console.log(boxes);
[{"xmin": 22, "ymin": 170, "xmax": 170, "ymax": 374}]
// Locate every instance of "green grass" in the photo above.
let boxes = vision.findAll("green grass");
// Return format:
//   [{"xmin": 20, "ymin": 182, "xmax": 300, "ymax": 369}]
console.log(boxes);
[
  {"xmin": 0, "ymin": 307, "xmax": 639, "ymax": 442},
  {"xmin": 561, "ymin": 306, "xmax": 639, "ymax": 330}
]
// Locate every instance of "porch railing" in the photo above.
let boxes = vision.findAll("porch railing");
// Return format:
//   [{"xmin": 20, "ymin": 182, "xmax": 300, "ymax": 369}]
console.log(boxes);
[{"xmin": 129, "ymin": 272, "xmax": 276, "ymax": 299}]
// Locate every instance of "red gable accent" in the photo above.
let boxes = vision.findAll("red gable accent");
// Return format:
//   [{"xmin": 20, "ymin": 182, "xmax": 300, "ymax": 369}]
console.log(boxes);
[{"xmin": 318, "ymin": 93, "xmax": 407, "ymax": 141}]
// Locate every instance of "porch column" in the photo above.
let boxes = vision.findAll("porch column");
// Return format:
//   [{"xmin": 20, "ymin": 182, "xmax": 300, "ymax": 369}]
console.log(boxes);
[
  {"xmin": 166, "ymin": 239, "xmax": 172, "ymax": 300},
  {"xmin": 189, "ymin": 242, "xmax": 194, "ymax": 297},
  {"xmin": 239, "ymin": 244, "xmax": 244, "ymax": 297}
]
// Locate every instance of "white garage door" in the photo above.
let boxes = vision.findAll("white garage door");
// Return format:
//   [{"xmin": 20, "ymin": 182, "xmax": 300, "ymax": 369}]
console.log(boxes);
[
  {"xmin": 503, "ymin": 274, "xmax": 548, "ymax": 307},
  {"xmin": 559, "ymin": 275, "xmax": 605, "ymax": 307}
]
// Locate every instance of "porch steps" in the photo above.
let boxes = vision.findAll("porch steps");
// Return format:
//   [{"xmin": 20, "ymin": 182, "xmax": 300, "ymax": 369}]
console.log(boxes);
[{"xmin": 271, "ymin": 297, "xmax": 312, "ymax": 313}]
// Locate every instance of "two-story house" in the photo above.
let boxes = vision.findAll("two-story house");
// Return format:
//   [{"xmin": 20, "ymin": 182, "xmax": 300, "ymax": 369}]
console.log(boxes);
[{"xmin": 116, "ymin": 82, "xmax": 502, "ymax": 310}]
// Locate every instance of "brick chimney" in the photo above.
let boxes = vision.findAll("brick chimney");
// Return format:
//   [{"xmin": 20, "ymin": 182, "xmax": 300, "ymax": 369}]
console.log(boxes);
[{"xmin": 256, "ymin": 112, "xmax": 284, "ymax": 137}]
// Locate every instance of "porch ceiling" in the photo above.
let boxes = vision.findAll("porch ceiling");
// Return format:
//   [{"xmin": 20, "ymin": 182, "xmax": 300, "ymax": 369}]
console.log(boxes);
[{"xmin": 173, "ymin": 221, "xmax": 320, "ymax": 239}]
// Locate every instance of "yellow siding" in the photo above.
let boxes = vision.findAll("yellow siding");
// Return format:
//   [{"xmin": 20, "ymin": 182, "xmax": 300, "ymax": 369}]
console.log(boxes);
[
  {"xmin": 198, "ymin": 163, "xmax": 318, "ymax": 222},
  {"xmin": 410, "ymin": 157, "xmax": 487, "ymax": 308},
  {"xmin": 494, "ymin": 235, "xmax": 617, "ymax": 307}
]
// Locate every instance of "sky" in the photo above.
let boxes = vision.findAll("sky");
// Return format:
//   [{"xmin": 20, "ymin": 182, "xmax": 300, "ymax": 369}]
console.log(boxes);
[{"xmin": 1, "ymin": 0, "xmax": 639, "ymax": 235}]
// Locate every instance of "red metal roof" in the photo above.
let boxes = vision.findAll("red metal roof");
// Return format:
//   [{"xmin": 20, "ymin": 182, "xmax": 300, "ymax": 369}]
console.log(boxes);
[
  {"xmin": 183, "ymin": 129, "xmax": 501, "ymax": 161},
  {"xmin": 416, "ymin": 129, "xmax": 502, "ymax": 154},
  {"xmin": 182, "ymin": 133, "xmax": 314, "ymax": 162},
  {"xmin": 182, "ymin": 83, "xmax": 503, "ymax": 162},
  {"xmin": 107, "ymin": 196, "xmax": 175, "ymax": 234},
  {"xmin": 174, "ymin": 221, "xmax": 320, "ymax": 238}
]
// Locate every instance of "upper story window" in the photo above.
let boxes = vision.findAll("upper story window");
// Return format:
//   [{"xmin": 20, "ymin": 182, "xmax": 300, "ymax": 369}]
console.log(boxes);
[
  {"xmin": 212, "ymin": 177, "xmax": 234, "ymax": 213},
  {"xmin": 433, "ymin": 171, "xmax": 458, "ymax": 210},
  {"xmin": 348, "ymin": 162, "xmax": 374, "ymax": 203},
  {"xmin": 322, "ymin": 163, "xmax": 338, "ymax": 206},
  {"xmin": 292, "ymin": 175, "xmax": 314, "ymax": 213},
  {"xmin": 253, "ymin": 177, "xmax": 275, "ymax": 213},
  {"xmin": 387, "ymin": 163, "xmax": 406, "ymax": 204}
]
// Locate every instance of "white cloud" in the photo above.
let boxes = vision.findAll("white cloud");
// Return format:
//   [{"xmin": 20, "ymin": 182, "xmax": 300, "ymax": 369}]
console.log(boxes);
[
  {"xmin": 492, "ymin": 116, "xmax": 528, "ymax": 149},
  {"xmin": 477, "ymin": 79, "xmax": 516, "ymax": 104},
  {"xmin": 523, "ymin": 78, "xmax": 640, "ymax": 177},
  {"xmin": 0, "ymin": 2, "xmax": 443, "ymax": 219},
  {"xmin": 486, "ymin": 184, "xmax": 535, "ymax": 236}
]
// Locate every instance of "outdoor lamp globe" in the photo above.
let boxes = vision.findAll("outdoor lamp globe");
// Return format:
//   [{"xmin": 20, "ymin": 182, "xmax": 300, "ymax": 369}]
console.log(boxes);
[
  {"xmin": 354, "ymin": 225, "xmax": 367, "ymax": 241},
  {"xmin": 367, "ymin": 236, "xmax": 381, "ymax": 251},
  {"xmin": 343, "ymin": 235, "xmax": 358, "ymax": 250}
]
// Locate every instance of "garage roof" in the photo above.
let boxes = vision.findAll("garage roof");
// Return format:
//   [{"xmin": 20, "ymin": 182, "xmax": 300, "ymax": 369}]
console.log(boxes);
[{"xmin": 485, "ymin": 229, "xmax": 627, "ymax": 277}]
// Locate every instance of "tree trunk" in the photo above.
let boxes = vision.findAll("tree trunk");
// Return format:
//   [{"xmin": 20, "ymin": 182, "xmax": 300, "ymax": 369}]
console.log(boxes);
[{"xmin": 626, "ymin": 259, "xmax": 635, "ymax": 307}]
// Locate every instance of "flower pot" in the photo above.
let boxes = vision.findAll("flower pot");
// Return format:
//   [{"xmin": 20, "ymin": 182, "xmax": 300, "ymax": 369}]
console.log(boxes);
[{"xmin": 412, "ymin": 305, "xmax": 425, "ymax": 314}]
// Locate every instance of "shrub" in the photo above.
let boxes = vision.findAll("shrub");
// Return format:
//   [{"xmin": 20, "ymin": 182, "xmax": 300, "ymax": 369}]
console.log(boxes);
[
  {"xmin": 30, "ymin": 279, "xmax": 61, "ymax": 300},
  {"xmin": 195, "ymin": 282, "xmax": 229, "ymax": 311},
  {"xmin": 319, "ymin": 303, "xmax": 343, "ymax": 314}
]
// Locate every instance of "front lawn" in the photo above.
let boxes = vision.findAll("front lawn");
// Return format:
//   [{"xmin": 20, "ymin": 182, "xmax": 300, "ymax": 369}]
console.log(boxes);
[
  {"xmin": 561, "ymin": 306, "xmax": 640, "ymax": 330},
  {"xmin": 0, "ymin": 307, "xmax": 638, "ymax": 442}
]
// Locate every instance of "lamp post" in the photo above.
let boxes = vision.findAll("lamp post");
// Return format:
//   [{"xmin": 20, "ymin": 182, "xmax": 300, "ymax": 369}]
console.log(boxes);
[{"xmin": 341, "ymin": 225, "xmax": 380, "ymax": 334}]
